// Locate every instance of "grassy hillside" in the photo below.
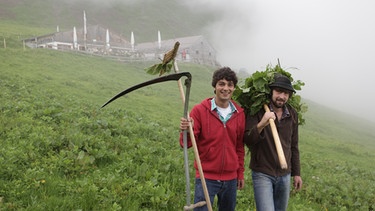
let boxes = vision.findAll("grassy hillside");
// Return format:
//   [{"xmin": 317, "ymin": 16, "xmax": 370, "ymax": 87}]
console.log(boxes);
[
  {"xmin": 1, "ymin": 46, "xmax": 374, "ymax": 210},
  {"xmin": 0, "ymin": 48, "xmax": 214, "ymax": 121},
  {"xmin": 1, "ymin": 2, "xmax": 374, "ymax": 209},
  {"xmin": 0, "ymin": 48, "xmax": 214, "ymax": 210}
]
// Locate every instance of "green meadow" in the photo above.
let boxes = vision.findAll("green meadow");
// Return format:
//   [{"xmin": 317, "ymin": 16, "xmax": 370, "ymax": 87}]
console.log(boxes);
[
  {"xmin": 1, "ymin": 41, "xmax": 374, "ymax": 210},
  {"xmin": 1, "ymin": 1, "xmax": 375, "ymax": 209}
]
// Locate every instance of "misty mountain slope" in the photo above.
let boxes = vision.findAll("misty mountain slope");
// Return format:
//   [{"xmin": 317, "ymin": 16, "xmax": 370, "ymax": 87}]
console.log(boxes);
[
  {"xmin": 1, "ymin": 48, "xmax": 374, "ymax": 210},
  {"xmin": 1, "ymin": 47, "xmax": 374, "ymax": 150},
  {"xmin": 1, "ymin": 1, "xmax": 375, "ymax": 209},
  {"xmin": 0, "ymin": 0, "xmax": 215, "ymax": 42},
  {"xmin": 300, "ymin": 99, "xmax": 375, "ymax": 158}
]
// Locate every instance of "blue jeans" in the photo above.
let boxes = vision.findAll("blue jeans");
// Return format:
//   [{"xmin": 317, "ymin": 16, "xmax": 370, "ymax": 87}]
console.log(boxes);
[
  {"xmin": 193, "ymin": 178, "xmax": 237, "ymax": 211},
  {"xmin": 252, "ymin": 171, "xmax": 291, "ymax": 211}
]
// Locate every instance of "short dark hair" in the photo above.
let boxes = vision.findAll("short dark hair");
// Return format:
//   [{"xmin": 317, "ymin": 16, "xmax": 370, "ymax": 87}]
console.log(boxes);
[{"xmin": 211, "ymin": 67, "xmax": 238, "ymax": 87}]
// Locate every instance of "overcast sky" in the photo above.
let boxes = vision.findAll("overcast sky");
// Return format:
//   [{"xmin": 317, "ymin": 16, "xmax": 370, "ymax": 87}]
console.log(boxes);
[{"xmin": 183, "ymin": 0, "xmax": 375, "ymax": 122}]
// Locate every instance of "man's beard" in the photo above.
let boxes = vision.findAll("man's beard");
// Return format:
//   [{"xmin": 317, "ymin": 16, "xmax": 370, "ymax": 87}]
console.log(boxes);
[{"xmin": 272, "ymin": 98, "xmax": 285, "ymax": 108}]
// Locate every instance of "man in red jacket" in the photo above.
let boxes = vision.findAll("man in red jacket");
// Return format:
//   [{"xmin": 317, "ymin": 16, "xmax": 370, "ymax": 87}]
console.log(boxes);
[{"xmin": 179, "ymin": 67, "xmax": 245, "ymax": 211}]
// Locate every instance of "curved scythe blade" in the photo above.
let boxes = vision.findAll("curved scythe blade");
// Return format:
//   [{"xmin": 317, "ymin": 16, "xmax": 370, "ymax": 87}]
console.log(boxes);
[{"xmin": 101, "ymin": 72, "xmax": 192, "ymax": 108}]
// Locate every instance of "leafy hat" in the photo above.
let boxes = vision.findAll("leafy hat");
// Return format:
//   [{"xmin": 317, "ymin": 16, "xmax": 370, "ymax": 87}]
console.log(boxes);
[{"xmin": 269, "ymin": 74, "xmax": 296, "ymax": 93}]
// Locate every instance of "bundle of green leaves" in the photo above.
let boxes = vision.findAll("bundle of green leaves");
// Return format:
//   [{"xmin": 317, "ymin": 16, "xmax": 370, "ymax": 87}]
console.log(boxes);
[
  {"xmin": 233, "ymin": 63, "xmax": 307, "ymax": 125},
  {"xmin": 144, "ymin": 62, "xmax": 173, "ymax": 76}
]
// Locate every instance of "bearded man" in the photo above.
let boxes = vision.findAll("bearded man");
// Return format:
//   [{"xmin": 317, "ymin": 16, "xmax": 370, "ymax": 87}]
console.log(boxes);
[{"xmin": 244, "ymin": 74, "xmax": 303, "ymax": 211}]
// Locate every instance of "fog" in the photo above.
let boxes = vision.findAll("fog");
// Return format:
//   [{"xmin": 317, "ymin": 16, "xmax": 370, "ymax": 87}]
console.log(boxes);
[{"xmin": 183, "ymin": 0, "xmax": 375, "ymax": 123}]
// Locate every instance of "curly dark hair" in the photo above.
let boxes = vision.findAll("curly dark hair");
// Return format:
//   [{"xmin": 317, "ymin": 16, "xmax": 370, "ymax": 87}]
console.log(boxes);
[{"xmin": 211, "ymin": 67, "xmax": 238, "ymax": 87}]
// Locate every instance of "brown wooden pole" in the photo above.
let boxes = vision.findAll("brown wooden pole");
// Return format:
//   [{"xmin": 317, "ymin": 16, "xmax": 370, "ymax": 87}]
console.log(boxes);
[
  {"xmin": 264, "ymin": 104, "xmax": 288, "ymax": 169},
  {"xmin": 174, "ymin": 60, "xmax": 213, "ymax": 211}
]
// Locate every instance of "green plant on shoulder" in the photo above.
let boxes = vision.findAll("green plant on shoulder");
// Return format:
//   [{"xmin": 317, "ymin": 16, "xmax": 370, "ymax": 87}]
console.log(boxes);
[{"xmin": 232, "ymin": 63, "xmax": 308, "ymax": 125}]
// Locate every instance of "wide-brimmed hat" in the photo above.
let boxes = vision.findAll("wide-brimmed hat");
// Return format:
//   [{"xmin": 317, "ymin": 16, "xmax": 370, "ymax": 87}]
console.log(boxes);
[{"xmin": 269, "ymin": 74, "xmax": 295, "ymax": 93}]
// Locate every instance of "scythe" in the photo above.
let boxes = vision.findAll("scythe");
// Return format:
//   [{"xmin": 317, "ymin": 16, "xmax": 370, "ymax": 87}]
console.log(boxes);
[
  {"xmin": 101, "ymin": 72, "xmax": 192, "ymax": 109},
  {"xmin": 102, "ymin": 42, "xmax": 212, "ymax": 210},
  {"xmin": 100, "ymin": 72, "xmax": 206, "ymax": 210}
]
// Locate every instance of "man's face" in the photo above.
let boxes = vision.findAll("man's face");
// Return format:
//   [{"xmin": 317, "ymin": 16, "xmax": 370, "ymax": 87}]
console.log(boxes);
[
  {"xmin": 214, "ymin": 79, "xmax": 234, "ymax": 102},
  {"xmin": 271, "ymin": 88, "xmax": 290, "ymax": 108}
]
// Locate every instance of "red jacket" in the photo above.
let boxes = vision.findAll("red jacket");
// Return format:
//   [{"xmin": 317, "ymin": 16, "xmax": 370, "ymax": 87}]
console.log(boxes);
[{"xmin": 180, "ymin": 98, "xmax": 245, "ymax": 181}]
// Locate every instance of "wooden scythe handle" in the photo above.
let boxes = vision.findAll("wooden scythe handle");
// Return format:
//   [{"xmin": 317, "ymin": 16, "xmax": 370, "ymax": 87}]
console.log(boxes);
[
  {"xmin": 263, "ymin": 104, "xmax": 288, "ymax": 169},
  {"xmin": 183, "ymin": 201, "xmax": 207, "ymax": 211},
  {"xmin": 186, "ymin": 117, "xmax": 212, "ymax": 210},
  {"xmin": 174, "ymin": 60, "xmax": 213, "ymax": 211}
]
